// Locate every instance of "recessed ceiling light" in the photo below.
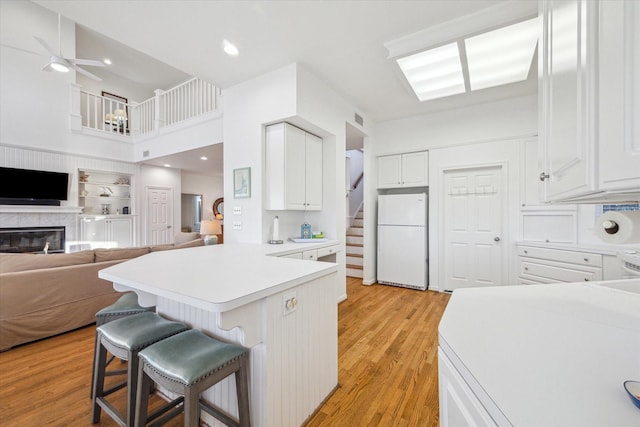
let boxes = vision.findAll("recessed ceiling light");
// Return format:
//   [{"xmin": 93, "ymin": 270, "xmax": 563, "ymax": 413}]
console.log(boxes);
[
  {"xmin": 396, "ymin": 42, "xmax": 465, "ymax": 102},
  {"xmin": 200, "ymin": 156, "xmax": 208, "ymax": 160},
  {"xmin": 464, "ymin": 18, "xmax": 538, "ymax": 91},
  {"xmin": 103, "ymin": 58, "xmax": 112, "ymax": 65},
  {"xmin": 163, "ymin": 164, "xmax": 171, "ymax": 168},
  {"xmin": 223, "ymin": 40, "xmax": 239, "ymax": 56}
]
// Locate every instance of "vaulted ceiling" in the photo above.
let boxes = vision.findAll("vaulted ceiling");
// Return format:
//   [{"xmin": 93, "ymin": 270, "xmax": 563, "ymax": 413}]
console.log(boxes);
[{"xmin": 34, "ymin": 0, "xmax": 538, "ymax": 124}]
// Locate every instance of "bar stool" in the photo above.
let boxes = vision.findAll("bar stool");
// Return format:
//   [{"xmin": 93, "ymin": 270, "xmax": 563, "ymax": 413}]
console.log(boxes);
[
  {"xmin": 134, "ymin": 329, "xmax": 251, "ymax": 427},
  {"xmin": 91, "ymin": 311, "xmax": 189, "ymax": 426},
  {"xmin": 96, "ymin": 292, "xmax": 155, "ymax": 326},
  {"xmin": 91, "ymin": 292, "xmax": 157, "ymax": 398}
]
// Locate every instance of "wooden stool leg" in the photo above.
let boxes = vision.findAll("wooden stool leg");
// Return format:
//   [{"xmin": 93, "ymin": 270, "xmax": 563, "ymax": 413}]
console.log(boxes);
[
  {"xmin": 134, "ymin": 364, "xmax": 152, "ymax": 427},
  {"xmin": 91, "ymin": 336, "xmax": 107, "ymax": 423},
  {"xmin": 185, "ymin": 386, "xmax": 200, "ymax": 426},
  {"xmin": 236, "ymin": 357, "xmax": 251, "ymax": 427},
  {"xmin": 127, "ymin": 350, "xmax": 140, "ymax": 427}
]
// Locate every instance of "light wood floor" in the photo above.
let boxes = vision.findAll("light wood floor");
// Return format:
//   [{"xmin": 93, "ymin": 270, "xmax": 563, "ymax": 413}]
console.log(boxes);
[{"xmin": 0, "ymin": 277, "xmax": 449, "ymax": 426}]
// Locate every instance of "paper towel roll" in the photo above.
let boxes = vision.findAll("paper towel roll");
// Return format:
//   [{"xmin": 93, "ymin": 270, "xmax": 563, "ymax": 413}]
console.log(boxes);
[
  {"xmin": 595, "ymin": 210, "xmax": 640, "ymax": 244},
  {"xmin": 272, "ymin": 216, "xmax": 279, "ymax": 241}
]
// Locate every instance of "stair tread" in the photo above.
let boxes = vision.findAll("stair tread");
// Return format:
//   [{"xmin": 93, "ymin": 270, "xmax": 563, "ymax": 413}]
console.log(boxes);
[
  {"xmin": 346, "ymin": 242, "xmax": 363, "ymax": 246},
  {"xmin": 346, "ymin": 253, "xmax": 363, "ymax": 258},
  {"xmin": 346, "ymin": 233, "xmax": 363, "ymax": 237},
  {"xmin": 346, "ymin": 264, "xmax": 363, "ymax": 270}
]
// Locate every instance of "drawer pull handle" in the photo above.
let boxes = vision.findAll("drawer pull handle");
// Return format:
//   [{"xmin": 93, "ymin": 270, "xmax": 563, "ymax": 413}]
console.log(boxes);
[
  {"xmin": 584, "ymin": 278, "xmax": 589, "ymax": 281},
  {"xmin": 524, "ymin": 267, "xmax": 529, "ymax": 271},
  {"xmin": 524, "ymin": 250, "xmax": 528, "ymax": 254},
  {"xmin": 584, "ymin": 258, "xmax": 589, "ymax": 262}
]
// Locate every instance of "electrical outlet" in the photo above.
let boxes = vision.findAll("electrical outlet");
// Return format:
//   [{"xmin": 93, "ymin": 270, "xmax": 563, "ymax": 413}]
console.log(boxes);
[
  {"xmin": 233, "ymin": 206, "xmax": 242, "ymax": 215},
  {"xmin": 283, "ymin": 291, "xmax": 298, "ymax": 315},
  {"xmin": 233, "ymin": 221, "xmax": 242, "ymax": 230}
]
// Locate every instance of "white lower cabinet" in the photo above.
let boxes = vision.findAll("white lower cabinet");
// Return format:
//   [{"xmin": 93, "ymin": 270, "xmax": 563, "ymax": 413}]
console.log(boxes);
[
  {"xmin": 438, "ymin": 348, "xmax": 496, "ymax": 427},
  {"xmin": 80, "ymin": 216, "xmax": 134, "ymax": 248},
  {"xmin": 517, "ymin": 244, "xmax": 603, "ymax": 284}
]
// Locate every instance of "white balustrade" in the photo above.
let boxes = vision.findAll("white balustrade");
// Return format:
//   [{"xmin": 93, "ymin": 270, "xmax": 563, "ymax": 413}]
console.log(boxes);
[{"xmin": 77, "ymin": 77, "xmax": 217, "ymax": 138}]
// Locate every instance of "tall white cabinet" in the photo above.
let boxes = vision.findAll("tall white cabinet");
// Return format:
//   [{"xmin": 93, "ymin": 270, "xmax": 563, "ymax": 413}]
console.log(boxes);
[
  {"xmin": 539, "ymin": 0, "xmax": 640, "ymax": 202},
  {"xmin": 265, "ymin": 122, "xmax": 323, "ymax": 211}
]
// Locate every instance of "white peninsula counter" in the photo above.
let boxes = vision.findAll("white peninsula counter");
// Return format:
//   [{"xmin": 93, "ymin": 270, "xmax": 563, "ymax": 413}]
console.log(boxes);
[
  {"xmin": 99, "ymin": 243, "xmax": 339, "ymax": 427},
  {"xmin": 438, "ymin": 279, "xmax": 640, "ymax": 427}
]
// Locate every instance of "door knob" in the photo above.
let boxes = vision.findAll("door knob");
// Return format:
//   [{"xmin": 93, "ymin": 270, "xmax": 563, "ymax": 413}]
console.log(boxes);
[
  {"xmin": 539, "ymin": 172, "xmax": 550, "ymax": 181},
  {"xmin": 494, "ymin": 236, "xmax": 501, "ymax": 242}
]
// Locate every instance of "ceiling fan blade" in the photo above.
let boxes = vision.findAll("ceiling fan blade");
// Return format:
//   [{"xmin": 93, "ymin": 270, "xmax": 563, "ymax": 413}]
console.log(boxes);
[
  {"xmin": 33, "ymin": 36, "xmax": 57, "ymax": 56},
  {"xmin": 67, "ymin": 58, "xmax": 105, "ymax": 67},
  {"xmin": 1, "ymin": 43, "xmax": 45, "ymax": 57},
  {"xmin": 41, "ymin": 62, "xmax": 54, "ymax": 72},
  {"xmin": 70, "ymin": 63, "xmax": 102, "ymax": 81}
]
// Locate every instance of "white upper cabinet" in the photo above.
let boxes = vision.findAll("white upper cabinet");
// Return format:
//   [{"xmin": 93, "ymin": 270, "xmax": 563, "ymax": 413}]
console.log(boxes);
[
  {"xmin": 377, "ymin": 151, "xmax": 428, "ymax": 189},
  {"xmin": 265, "ymin": 122, "xmax": 322, "ymax": 211},
  {"xmin": 539, "ymin": 0, "xmax": 640, "ymax": 202},
  {"xmin": 597, "ymin": 0, "xmax": 640, "ymax": 191}
]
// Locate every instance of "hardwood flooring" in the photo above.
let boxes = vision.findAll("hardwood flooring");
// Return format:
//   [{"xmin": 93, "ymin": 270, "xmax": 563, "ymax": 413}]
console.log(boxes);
[{"xmin": 0, "ymin": 277, "xmax": 449, "ymax": 426}]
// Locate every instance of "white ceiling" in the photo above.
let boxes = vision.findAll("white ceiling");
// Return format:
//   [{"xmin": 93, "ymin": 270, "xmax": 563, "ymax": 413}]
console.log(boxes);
[{"xmin": 31, "ymin": 0, "xmax": 539, "ymax": 171}]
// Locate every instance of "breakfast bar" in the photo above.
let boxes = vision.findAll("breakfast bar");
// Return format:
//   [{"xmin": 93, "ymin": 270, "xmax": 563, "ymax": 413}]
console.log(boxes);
[{"xmin": 99, "ymin": 243, "xmax": 339, "ymax": 427}]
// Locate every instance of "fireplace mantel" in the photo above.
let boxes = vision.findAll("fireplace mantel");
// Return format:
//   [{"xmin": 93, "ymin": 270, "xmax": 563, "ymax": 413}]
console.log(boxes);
[{"xmin": 0, "ymin": 205, "xmax": 83, "ymax": 214}]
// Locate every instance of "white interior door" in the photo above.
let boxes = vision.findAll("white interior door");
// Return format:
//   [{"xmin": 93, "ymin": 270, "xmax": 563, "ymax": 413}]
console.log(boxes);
[
  {"xmin": 442, "ymin": 166, "xmax": 504, "ymax": 291},
  {"xmin": 146, "ymin": 186, "xmax": 173, "ymax": 245}
]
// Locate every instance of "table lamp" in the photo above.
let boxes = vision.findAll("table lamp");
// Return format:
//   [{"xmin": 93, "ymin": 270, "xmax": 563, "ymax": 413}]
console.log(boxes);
[{"xmin": 200, "ymin": 220, "xmax": 222, "ymax": 245}]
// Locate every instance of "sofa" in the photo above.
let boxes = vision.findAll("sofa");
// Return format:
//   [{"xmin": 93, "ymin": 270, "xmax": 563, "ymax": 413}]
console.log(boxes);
[{"xmin": 0, "ymin": 238, "xmax": 203, "ymax": 351}]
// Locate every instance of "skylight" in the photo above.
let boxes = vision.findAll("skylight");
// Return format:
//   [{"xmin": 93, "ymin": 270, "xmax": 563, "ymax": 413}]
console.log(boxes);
[
  {"xmin": 465, "ymin": 18, "xmax": 538, "ymax": 91},
  {"xmin": 395, "ymin": 17, "xmax": 538, "ymax": 102},
  {"xmin": 396, "ymin": 43, "xmax": 465, "ymax": 102}
]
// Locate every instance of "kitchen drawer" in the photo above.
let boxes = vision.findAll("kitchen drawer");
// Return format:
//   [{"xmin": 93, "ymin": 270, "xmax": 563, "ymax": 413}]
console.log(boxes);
[
  {"xmin": 519, "ymin": 258, "xmax": 603, "ymax": 283},
  {"xmin": 317, "ymin": 245, "xmax": 339, "ymax": 258},
  {"xmin": 518, "ymin": 277, "xmax": 547, "ymax": 285},
  {"xmin": 517, "ymin": 246, "xmax": 602, "ymax": 268},
  {"xmin": 302, "ymin": 249, "xmax": 318, "ymax": 261}
]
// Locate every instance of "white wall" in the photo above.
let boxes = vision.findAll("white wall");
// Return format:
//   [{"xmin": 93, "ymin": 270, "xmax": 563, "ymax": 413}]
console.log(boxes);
[
  {"xmin": 222, "ymin": 64, "xmax": 298, "ymax": 244},
  {"xmin": 0, "ymin": 1, "xmax": 134, "ymax": 162},
  {"xmin": 366, "ymin": 95, "xmax": 538, "ymax": 285},
  {"xmin": 181, "ymin": 171, "xmax": 224, "ymax": 221}
]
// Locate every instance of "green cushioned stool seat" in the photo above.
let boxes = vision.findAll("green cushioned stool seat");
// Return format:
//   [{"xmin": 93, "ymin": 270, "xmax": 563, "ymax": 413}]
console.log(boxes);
[
  {"xmin": 91, "ymin": 312, "xmax": 189, "ymax": 427},
  {"xmin": 95, "ymin": 292, "xmax": 154, "ymax": 326},
  {"xmin": 135, "ymin": 329, "xmax": 251, "ymax": 427}
]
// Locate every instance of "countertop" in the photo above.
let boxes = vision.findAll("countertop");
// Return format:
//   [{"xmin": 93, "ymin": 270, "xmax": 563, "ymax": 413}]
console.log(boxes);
[
  {"xmin": 99, "ymin": 243, "xmax": 338, "ymax": 312},
  {"xmin": 439, "ymin": 279, "xmax": 640, "ymax": 426}
]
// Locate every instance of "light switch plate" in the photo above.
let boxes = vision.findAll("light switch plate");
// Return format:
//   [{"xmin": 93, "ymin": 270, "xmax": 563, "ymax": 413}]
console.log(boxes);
[
  {"xmin": 233, "ymin": 206, "xmax": 242, "ymax": 215},
  {"xmin": 233, "ymin": 221, "xmax": 242, "ymax": 230}
]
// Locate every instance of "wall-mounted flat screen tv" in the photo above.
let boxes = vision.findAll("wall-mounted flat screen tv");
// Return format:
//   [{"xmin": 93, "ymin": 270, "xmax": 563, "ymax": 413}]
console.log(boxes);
[{"xmin": 0, "ymin": 167, "xmax": 69, "ymax": 206}]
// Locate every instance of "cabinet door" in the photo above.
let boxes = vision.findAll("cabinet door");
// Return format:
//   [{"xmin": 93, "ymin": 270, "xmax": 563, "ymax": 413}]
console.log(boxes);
[
  {"xmin": 401, "ymin": 151, "xmax": 428, "ymax": 187},
  {"xmin": 284, "ymin": 124, "xmax": 307, "ymax": 210},
  {"xmin": 377, "ymin": 155, "xmax": 402, "ymax": 188},
  {"xmin": 109, "ymin": 218, "xmax": 133, "ymax": 248},
  {"xmin": 539, "ymin": 0, "xmax": 598, "ymax": 201},
  {"xmin": 81, "ymin": 217, "xmax": 107, "ymax": 243},
  {"xmin": 598, "ymin": 0, "xmax": 640, "ymax": 190},
  {"xmin": 305, "ymin": 132, "xmax": 323, "ymax": 210}
]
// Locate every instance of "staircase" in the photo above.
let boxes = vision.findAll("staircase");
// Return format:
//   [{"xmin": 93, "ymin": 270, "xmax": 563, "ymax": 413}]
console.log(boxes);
[{"xmin": 346, "ymin": 208, "xmax": 364, "ymax": 278}]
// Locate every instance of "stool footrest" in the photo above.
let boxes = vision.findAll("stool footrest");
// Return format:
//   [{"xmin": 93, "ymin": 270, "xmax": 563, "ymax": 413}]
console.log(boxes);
[
  {"xmin": 147, "ymin": 397, "xmax": 184, "ymax": 427},
  {"xmin": 201, "ymin": 399, "xmax": 240, "ymax": 427}
]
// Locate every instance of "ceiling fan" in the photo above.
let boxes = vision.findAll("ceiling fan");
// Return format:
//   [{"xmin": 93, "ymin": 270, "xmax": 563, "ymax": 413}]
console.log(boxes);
[{"xmin": 3, "ymin": 13, "xmax": 105, "ymax": 81}]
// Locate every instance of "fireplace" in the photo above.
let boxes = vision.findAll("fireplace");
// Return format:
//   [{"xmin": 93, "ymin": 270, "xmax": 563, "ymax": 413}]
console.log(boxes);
[{"xmin": 0, "ymin": 226, "xmax": 66, "ymax": 253}]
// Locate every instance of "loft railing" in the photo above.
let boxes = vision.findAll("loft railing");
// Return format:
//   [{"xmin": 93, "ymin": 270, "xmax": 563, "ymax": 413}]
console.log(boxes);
[{"xmin": 73, "ymin": 77, "xmax": 218, "ymax": 138}]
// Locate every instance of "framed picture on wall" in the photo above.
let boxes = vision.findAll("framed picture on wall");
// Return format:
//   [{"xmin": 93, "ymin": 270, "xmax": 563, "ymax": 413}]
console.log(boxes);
[{"xmin": 233, "ymin": 167, "xmax": 251, "ymax": 198}]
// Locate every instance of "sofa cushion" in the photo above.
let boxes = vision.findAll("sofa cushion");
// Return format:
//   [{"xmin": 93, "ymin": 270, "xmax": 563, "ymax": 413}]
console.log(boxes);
[
  {"xmin": 94, "ymin": 247, "xmax": 150, "ymax": 262},
  {"xmin": 0, "ymin": 250, "xmax": 95, "ymax": 274},
  {"xmin": 149, "ymin": 244, "xmax": 174, "ymax": 252},
  {"xmin": 174, "ymin": 239, "xmax": 204, "ymax": 249},
  {"xmin": 174, "ymin": 232, "xmax": 200, "ymax": 245}
]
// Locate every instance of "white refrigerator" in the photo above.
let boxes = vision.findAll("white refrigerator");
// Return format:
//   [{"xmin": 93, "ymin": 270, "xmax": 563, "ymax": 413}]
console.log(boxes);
[{"xmin": 377, "ymin": 193, "xmax": 428, "ymax": 290}]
